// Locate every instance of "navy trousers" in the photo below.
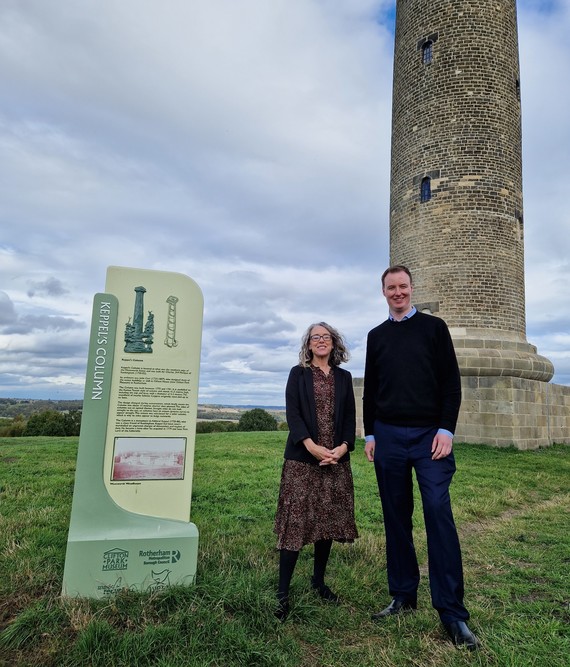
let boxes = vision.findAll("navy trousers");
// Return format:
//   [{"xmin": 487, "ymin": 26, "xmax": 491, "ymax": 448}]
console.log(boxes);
[{"xmin": 373, "ymin": 420, "xmax": 469, "ymax": 623}]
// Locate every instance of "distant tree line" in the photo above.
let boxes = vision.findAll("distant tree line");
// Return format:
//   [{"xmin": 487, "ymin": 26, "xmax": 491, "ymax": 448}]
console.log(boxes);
[
  {"xmin": 0, "ymin": 407, "xmax": 286, "ymax": 437},
  {"xmin": 0, "ymin": 410, "xmax": 82, "ymax": 437},
  {"xmin": 197, "ymin": 408, "xmax": 286, "ymax": 433},
  {"xmin": 0, "ymin": 398, "xmax": 83, "ymax": 419}
]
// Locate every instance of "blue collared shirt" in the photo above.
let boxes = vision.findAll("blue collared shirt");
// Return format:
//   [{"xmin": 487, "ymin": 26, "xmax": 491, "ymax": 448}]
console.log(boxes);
[
  {"xmin": 389, "ymin": 305, "xmax": 417, "ymax": 322},
  {"xmin": 364, "ymin": 305, "xmax": 454, "ymax": 442}
]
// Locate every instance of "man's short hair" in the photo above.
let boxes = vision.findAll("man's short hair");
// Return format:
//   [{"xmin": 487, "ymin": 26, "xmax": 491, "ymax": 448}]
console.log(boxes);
[{"xmin": 381, "ymin": 265, "xmax": 413, "ymax": 287}]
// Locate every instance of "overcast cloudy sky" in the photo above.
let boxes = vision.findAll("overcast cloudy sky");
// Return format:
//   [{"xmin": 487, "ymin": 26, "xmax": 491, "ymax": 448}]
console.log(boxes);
[{"xmin": 0, "ymin": 0, "xmax": 568, "ymax": 407}]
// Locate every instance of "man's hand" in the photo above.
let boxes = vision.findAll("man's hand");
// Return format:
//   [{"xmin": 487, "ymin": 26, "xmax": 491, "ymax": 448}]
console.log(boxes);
[
  {"xmin": 431, "ymin": 432, "xmax": 453, "ymax": 459},
  {"xmin": 364, "ymin": 438, "xmax": 375, "ymax": 462}
]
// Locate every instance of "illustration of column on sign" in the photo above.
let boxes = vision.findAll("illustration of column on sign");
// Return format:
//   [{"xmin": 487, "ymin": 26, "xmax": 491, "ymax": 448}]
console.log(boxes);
[{"xmin": 165, "ymin": 295, "xmax": 179, "ymax": 348}]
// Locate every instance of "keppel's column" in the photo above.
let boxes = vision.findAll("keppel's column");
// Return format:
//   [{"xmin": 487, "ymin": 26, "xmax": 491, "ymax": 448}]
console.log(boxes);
[{"xmin": 388, "ymin": 0, "xmax": 556, "ymax": 447}]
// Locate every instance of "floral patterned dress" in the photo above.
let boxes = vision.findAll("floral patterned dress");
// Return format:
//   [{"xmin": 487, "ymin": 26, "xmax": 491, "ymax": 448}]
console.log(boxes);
[{"xmin": 274, "ymin": 365, "xmax": 358, "ymax": 551}]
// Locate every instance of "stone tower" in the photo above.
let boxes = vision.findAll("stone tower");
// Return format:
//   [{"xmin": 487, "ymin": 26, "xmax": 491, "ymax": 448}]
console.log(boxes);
[{"xmin": 385, "ymin": 0, "xmax": 570, "ymax": 447}]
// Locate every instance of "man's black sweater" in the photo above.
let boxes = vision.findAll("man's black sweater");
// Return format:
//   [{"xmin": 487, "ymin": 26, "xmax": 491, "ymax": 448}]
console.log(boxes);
[{"xmin": 363, "ymin": 311, "xmax": 461, "ymax": 435}]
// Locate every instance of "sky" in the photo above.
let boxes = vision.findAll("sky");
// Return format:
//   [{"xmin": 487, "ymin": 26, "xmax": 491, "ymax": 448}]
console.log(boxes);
[{"xmin": 0, "ymin": 0, "xmax": 569, "ymax": 407}]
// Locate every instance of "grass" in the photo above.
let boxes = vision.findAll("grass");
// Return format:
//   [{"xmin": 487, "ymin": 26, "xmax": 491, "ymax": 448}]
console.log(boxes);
[{"xmin": 0, "ymin": 433, "xmax": 569, "ymax": 666}]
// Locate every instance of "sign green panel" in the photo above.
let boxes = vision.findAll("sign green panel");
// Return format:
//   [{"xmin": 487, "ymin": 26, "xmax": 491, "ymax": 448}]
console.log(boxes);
[{"xmin": 62, "ymin": 267, "xmax": 203, "ymax": 598}]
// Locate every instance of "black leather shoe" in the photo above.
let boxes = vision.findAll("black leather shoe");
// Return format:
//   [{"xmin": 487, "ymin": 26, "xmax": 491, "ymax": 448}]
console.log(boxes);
[
  {"xmin": 444, "ymin": 621, "xmax": 481, "ymax": 650},
  {"xmin": 371, "ymin": 598, "xmax": 416, "ymax": 620},
  {"xmin": 311, "ymin": 576, "xmax": 340, "ymax": 603}
]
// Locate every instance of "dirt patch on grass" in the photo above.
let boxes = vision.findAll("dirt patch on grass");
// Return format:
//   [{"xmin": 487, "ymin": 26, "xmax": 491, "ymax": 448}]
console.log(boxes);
[{"xmin": 459, "ymin": 492, "xmax": 570, "ymax": 538}]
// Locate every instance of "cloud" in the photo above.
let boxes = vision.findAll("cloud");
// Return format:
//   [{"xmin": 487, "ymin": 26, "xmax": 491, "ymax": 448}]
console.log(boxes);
[
  {"xmin": 0, "ymin": 292, "xmax": 17, "ymax": 325},
  {"xmin": 2, "ymin": 315, "xmax": 85, "ymax": 336},
  {"xmin": 26, "ymin": 276, "xmax": 69, "ymax": 298}
]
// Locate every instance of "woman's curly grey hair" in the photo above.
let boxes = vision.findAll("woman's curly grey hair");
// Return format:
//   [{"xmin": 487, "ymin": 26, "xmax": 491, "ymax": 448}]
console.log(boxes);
[{"xmin": 298, "ymin": 322, "xmax": 350, "ymax": 368}]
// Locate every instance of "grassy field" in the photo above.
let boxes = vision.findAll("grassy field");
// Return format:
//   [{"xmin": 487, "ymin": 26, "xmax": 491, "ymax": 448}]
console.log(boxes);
[{"xmin": 0, "ymin": 434, "xmax": 569, "ymax": 666}]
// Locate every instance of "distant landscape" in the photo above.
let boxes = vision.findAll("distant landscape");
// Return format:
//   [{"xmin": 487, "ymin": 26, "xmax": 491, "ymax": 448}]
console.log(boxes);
[{"xmin": 0, "ymin": 397, "xmax": 286, "ymax": 423}]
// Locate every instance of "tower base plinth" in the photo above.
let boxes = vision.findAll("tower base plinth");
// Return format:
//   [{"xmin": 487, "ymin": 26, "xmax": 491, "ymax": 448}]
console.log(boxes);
[
  {"xmin": 352, "ymin": 375, "xmax": 570, "ymax": 449},
  {"xmin": 450, "ymin": 328, "xmax": 554, "ymax": 383},
  {"xmin": 457, "ymin": 376, "xmax": 570, "ymax": 449}
]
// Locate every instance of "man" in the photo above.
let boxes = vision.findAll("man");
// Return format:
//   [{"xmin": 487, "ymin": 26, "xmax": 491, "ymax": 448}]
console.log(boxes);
[{"xmin": 363, "ymin": 265, "xmax": 480, "ymax": 650}]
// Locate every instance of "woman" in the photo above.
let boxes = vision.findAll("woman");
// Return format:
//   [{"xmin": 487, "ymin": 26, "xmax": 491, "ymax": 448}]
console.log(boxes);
[{"xmin": 273, "ymin": 322, "xmax": 358, "ymax": 620}]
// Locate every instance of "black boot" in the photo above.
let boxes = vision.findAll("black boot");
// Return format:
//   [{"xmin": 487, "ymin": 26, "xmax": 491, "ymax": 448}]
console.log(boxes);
[
  {"xmin": 312, "ymin": 539, "xmax": 338, "ymax": 602},
  {"xmin": 275, "ymin": 549, "xmax": 298, "ymax": 621},
  {"xmin": 275, "ymin": 593, "xmax": 290, "ymax": 621},
  {"xmin": 311, "ymin": 576, "xmax": 340, "ymax": 603}
]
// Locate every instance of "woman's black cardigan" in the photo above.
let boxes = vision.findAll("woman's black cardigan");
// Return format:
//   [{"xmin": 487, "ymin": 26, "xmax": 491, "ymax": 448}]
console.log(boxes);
[{"xmin": 283, "ymin": 364, "xmax": 356, "ymax": 465}]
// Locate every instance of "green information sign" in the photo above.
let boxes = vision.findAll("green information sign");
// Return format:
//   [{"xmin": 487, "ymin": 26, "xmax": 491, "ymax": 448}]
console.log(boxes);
[{"xmin": 62, "ymin": 267, "xmax": 203, "ymax": 598}]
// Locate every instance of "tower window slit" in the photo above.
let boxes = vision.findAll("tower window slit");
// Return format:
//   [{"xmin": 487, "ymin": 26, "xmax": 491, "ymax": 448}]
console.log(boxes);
[{"xmin": 420, "ymin": 177, "xmax": 431, "ymax": 202}]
